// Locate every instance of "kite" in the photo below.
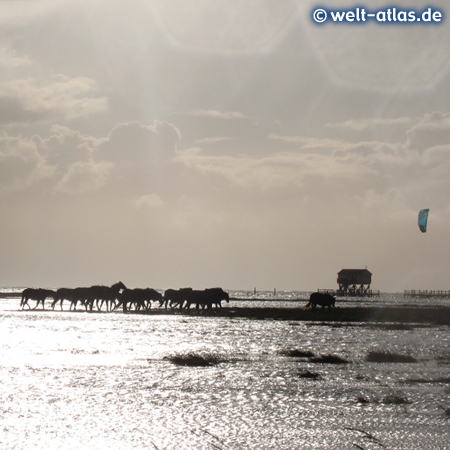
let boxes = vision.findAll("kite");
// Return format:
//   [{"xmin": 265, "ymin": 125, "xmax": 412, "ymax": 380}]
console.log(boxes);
[{"xmin": 418, "ymin": 208, "xmax": 430, "ymax": 233}]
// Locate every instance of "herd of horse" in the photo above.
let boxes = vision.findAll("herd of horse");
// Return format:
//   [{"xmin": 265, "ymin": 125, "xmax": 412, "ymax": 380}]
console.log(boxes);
[
  {"xmin": 20, "ymin": 282, "xmax": 230, "ymax": 312},
  {"xmin": 19, "ymin": 283, "xmax": 337, "ymax": 313}
]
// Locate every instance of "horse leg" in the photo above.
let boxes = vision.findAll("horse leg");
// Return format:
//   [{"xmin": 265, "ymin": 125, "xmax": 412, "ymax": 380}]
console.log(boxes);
[{"xmin": 21, "ymin": 297, "xmax": 30, "ymax": 310}]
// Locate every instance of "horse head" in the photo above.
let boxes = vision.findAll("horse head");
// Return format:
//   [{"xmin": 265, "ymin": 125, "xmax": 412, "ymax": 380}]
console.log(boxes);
[{"xmin": 112, "ymin": 281, "xmax": 127, "ymax": 292}]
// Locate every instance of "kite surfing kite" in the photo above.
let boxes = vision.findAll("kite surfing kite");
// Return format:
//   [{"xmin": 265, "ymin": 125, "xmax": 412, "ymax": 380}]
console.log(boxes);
[{"xmin": 418, "ymin": 208, "xmax": 430, "ymax": 233}]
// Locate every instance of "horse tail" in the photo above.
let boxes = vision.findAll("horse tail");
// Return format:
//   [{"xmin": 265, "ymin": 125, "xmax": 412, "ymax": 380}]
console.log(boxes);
[{"xmin": 303, "ymin": 301, "xmax": 312, "ymax": 310}]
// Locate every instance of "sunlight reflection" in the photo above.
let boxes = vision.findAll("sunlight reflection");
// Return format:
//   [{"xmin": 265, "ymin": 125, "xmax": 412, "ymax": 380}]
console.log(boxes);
[{"xmin": 148, "ymin": 0, "xmax": 300, "ymax": 54}]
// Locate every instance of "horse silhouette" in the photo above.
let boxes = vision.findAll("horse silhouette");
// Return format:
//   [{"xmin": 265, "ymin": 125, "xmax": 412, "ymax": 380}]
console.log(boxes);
[
  {"xmin": 184, "ymin": 288, "xmax": 229, "ymax": 310},
  {"xmin": 52, "ymin": 282, "xmax": 126, "ymax": 311},
  {"xmin": 87, "ymin": 281, "xmax": 127, "ymax": 311},
  {"xmin": 304, "ymin": 292, "xmax": 336, "ymax": 311},
  {"xmin": 162, "ymin": 288, "xmax": 193, "ymax": 309},
  {"xmin": 116, "ymin": 288, "xmax": 162, "ymax": 312},
  {"xmin": 51, "ymin": 288, "xmax": 75, "ymax": 310},
  {"xmin": 21, "ymin": 288, "xmax": 55, "ymax": 310},
  {"xmin": 68, "ymin": 287, "xmax": 93, "ymax": 311}
]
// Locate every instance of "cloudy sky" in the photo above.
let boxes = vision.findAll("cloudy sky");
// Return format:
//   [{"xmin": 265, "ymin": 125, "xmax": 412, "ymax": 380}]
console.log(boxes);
[{"xmin": 1, "ymin": 0, "xmax": 449, "ymax": 292}]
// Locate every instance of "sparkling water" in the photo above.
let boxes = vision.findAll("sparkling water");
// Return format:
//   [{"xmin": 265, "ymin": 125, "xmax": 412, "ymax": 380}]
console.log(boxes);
[{"xmin": 1, "ymin": 293, "xmax": 450, "ymax": 449}]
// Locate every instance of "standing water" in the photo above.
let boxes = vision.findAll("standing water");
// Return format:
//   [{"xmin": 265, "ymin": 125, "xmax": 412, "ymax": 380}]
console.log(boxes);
[{"xmin": 1, "ymin": 292, "xmax": 450, "ymax": 449}]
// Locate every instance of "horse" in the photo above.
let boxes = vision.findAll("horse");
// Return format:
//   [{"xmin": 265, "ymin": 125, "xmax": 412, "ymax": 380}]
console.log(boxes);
[
  {"xmin": 115, "ymin": 288, "xmax": 163, "ymax": 312},
  {"xmin": 304, "ymin": 292, "xmax": 336, "ymax": 311},
  {"xmin": 202, "ymin": 287, "xmax": 229, "ymax": 309},
  {"xmin": 21, "ymin": 288, "xmax": 56, "ymax": 310},
  {"xmin": 70, "ymin": 287, "xmax": 93, "ymax": 311},
  {"xmin": 51, "ymin": 288, "xmax": 75, "ymax": 310},
  {"xmin": 184, "ymin": 288, "xmax": 229, "ymax": 310},
  {"xmin": 162, "ymin": 288, "xmax": 193, "ymax": 310},
  {"xmin": 89, "ymin": 281, "xmax": 127, "ymax": 311}
]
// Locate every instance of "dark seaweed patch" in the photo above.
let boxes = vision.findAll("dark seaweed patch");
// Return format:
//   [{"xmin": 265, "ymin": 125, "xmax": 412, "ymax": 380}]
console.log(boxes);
[
  {"xmin": 279, "ymin": 349, "xmax": 315, "ymax": 358},
  {"xmin": 366, "ymin": 351, "xmax": 417, "ymax": 363},
  {"xmin": 356, "ymin": 394, "xmax": 371, "ymax": 404},
  {"xmin": 164, "ymin": 353, "xmax": 225, "ymax": 367},
  {"xmin": 356, "ymin": 393, "xmax": 410, "ymax": 405},
  {"xmin": 310, "ymin": 354, "xmax": 349, "ymax": 364},
  {"xmin": 381, "ymin": 393, "xmax": 410, "ymax": 405},
  {"xmin": 297, "ymin": 370, "xmax": 321, "ymax": 379}
]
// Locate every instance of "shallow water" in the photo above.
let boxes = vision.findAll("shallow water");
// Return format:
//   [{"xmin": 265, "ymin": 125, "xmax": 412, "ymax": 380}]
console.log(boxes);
[{"xmin": 1, "ymin": 294, "xmax": 450, "ymax": 449}]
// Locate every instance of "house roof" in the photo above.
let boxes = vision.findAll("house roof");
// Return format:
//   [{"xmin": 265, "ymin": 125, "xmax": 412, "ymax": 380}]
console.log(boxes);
[{"xmin": 338, "ymin": 269, "xmax": 371, "ymax": 274}]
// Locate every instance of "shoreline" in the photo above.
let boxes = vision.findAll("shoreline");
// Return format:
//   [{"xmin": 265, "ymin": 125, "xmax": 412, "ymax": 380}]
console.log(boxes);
[
  {"xmin": 3, "ymin": 293, "xmax": 450, "ymax": 325},
  {"xmin": 8, "ymin": 305, "xmax": 448, "ymax": 326}
]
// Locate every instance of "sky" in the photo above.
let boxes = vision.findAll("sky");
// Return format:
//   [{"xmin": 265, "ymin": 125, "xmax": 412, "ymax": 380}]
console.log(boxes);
[{"xmin": 1, "ymin": 0, "xmax": 449, "ymax": 292}]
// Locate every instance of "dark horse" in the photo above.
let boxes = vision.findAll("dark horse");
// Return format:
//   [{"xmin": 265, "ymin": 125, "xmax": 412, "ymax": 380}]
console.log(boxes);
[
  {"xmin": 162, "ymin": 288, "xmax": 193, "ymax": 310},
  {"xmin": 88, "ymin": 281, "xmax": 127, "ymax": 311},
  {"xmin": 305, "ymin": 292, "xmax": 336, "ymax": 311},
  {"xmin": 51, "ymin": 282, "xmax": 126, "ymax": 311},
  {"xmin": 115, "ymin": 288, "xmax": 163, "ymax": 312},
  {"xmin": 21, "ymin": 288, "xmax": 56, "ymax": 310},
  {"xmin": 51, "ymin": 288, "xmax": 75, "ymax": 310},
  {"xmin": 184, "ymin": 288, "xmax": 230, "ymax": 310}
]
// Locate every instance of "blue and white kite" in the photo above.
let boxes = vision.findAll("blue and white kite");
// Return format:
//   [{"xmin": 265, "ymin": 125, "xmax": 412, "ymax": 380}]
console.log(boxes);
[{"xmin": 418, "ymin": 208, "xmax": 430, "ymax": 233}]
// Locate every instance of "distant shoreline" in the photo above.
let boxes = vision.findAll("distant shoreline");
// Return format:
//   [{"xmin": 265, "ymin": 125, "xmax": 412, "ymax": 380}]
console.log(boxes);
[
  {"xmin": 3, "ymin": 295, "xmax": 450, "ymax": 325},
  {"xmin": 0, "ymin": 292, "xmax": 21, "ymax": 298}
]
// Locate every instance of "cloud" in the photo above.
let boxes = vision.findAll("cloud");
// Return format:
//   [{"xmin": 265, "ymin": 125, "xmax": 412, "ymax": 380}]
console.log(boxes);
[
  {"xmin": 188, "ymin": 110, "xmax": 249, "ymax": 120},
  {"xmin": 194, "ymin": 136, "xmax": 236, "ymax": 145},
  {"xmin": 132, "ymin": 193, "xmax": 164, "ymax": 209},
  {"xmin": 0, "ymin": 96, "xmax": 42, "ymax": 125},
  {"xmin": 174, "ymin": 112, "xmax": 450, "ymax": 220},
  {"xmin": 326, "ymin": 117, "xmax": 415, "ymax": 132},
  {"xmin": 175, "ymin": 145, "xmax": 374, "ymax": 193},
  {"xmin": 0, "ymin": 132, "xmax": 54, "ymax": 191},
  {"xmin": 0, "ymin": 75, "xmax": 107, "ymax": 124},
  {"xmin": 54, "ymin": 159, "xmax": 113, "ymax": 195},
  {"xmin": 269, "ymin": 134, "xmax": 345, "ymax": 151},
  {"xmin": 0, "ymin": 120, "xmax": 182, "ymax": 199},
  {"xmin": 0, "ymin": 43, "xmax": 30, "ymax": 68},
  {"xmin": 100, "ymin": 121, "xmax": 181, "ymax": 165},
  {"xmin": 406, "ymin": 112, "xmax": 450, "ymax": 152},
  {"xmin": 34, "ymin": 125, "xmax": 102, "ymax": 168}
]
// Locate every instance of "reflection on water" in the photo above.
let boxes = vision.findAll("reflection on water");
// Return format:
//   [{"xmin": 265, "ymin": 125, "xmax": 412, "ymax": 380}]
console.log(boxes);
[{"xmin": 1, "ymin": 295, "xmax": 450, "ymax": 449}]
